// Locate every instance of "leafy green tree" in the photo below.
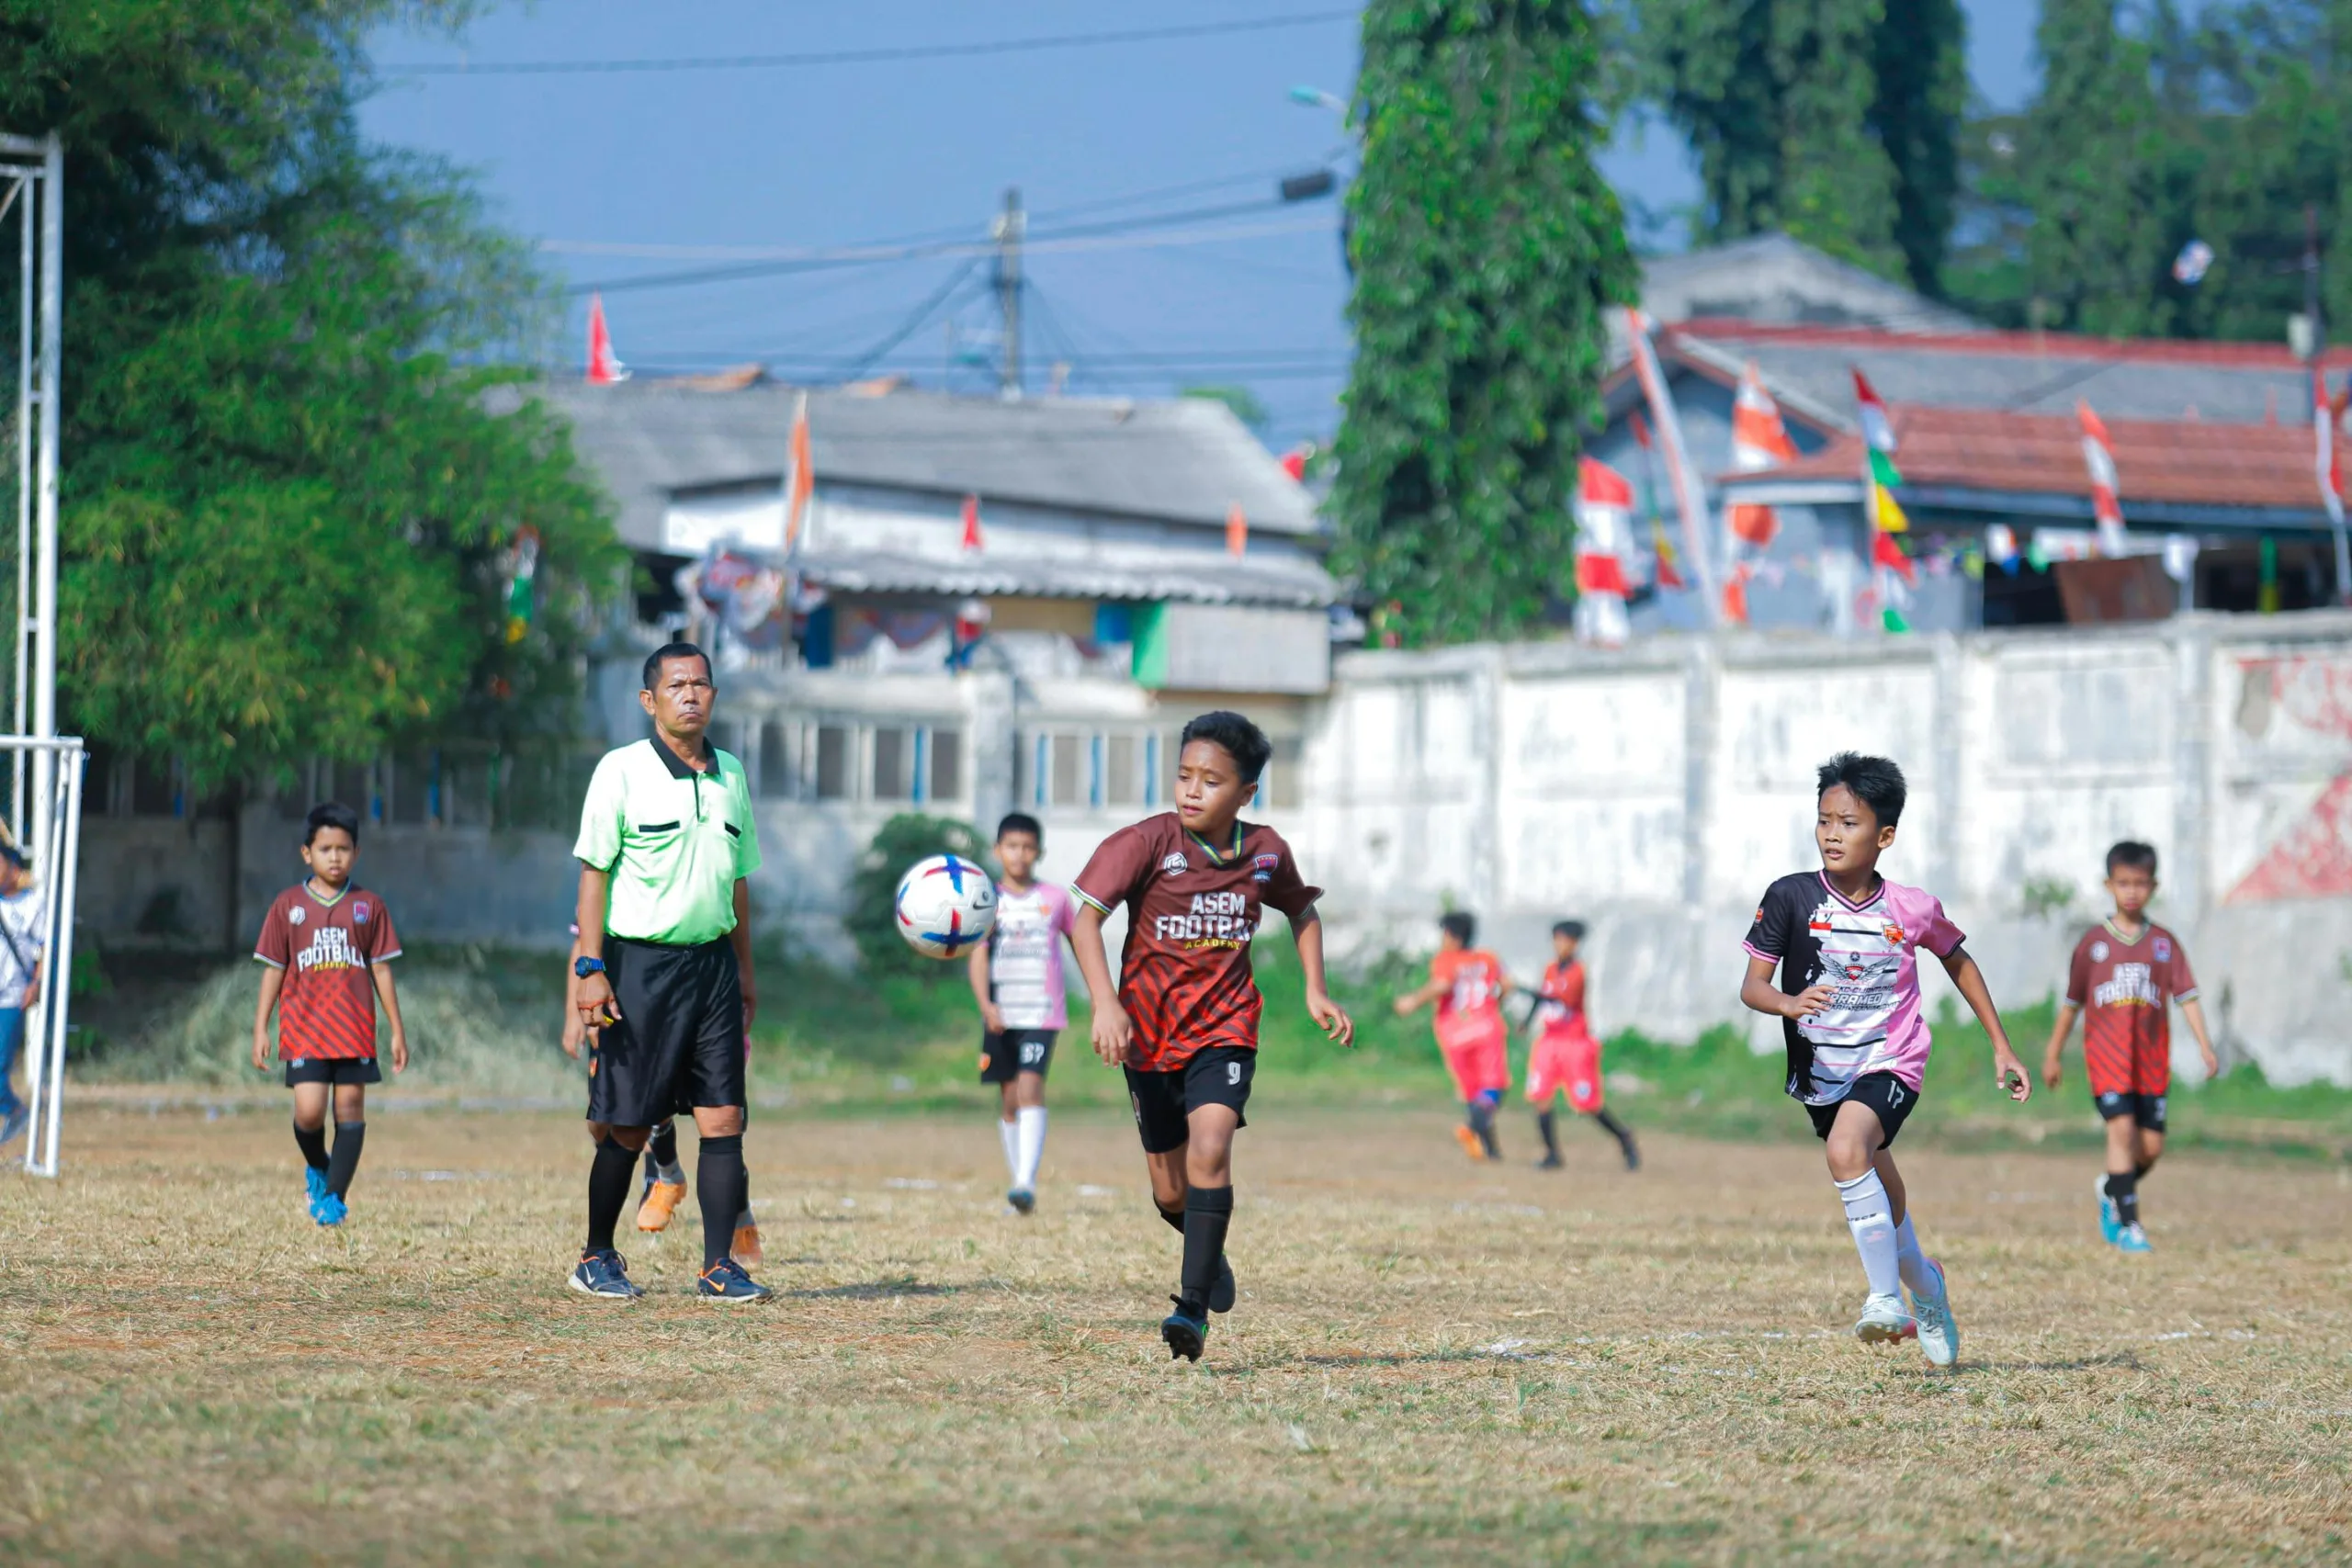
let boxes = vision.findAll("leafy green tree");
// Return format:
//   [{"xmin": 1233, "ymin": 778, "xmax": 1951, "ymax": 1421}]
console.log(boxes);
[
  {"xmin": 1869, "ymin": 0, "xmax": 1968, "ymax": 294},
  {"xmin": 0, "ymin": 1, "xmax": 610, "ymax": 792},
  {"xmin": 1334, "ymin": 0, "xmax": 1638, "ymax": 647},
  {"xmin": 1634, "ymin": 0, "xmax": 1915, "ymax": 282},
  {"xmin": 1180, "ymin": 384, "xmax": 1272, "ymax": 434}
]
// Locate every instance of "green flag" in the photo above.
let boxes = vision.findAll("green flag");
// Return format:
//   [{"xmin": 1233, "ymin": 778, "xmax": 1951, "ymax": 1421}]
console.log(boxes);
[{"xmin": 1868, "ymin": 447, "xmax": 1904, "ymax": 490}]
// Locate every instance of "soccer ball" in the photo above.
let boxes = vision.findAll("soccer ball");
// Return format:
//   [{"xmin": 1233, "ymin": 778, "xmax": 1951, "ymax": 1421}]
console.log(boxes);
[{"xmin": 893, "ymin": 853, "xmax": 997, "ymax": 960}]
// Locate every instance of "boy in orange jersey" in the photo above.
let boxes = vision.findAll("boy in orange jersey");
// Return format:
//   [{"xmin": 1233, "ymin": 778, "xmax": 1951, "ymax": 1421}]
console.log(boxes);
[
  {"xmin": 1524, "ymin": 920, "xmax": 1638, "ymax": 1171},
  {"xmin": 1393, "ymin": 912, "xmax": 1511, "ymax": 1161},
  {"xmin": 2040, "ymin": 840, "xmax": 2218, "ymax": 1254}
]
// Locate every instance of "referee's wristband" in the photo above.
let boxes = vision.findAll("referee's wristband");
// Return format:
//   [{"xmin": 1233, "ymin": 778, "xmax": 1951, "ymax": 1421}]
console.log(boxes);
[{"xmin": 573, "ymin": 956, "xmax": 606, "ymax": 979}]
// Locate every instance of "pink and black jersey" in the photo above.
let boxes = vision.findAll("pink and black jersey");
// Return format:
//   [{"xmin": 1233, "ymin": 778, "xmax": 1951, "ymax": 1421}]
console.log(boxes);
[
  {"xmin": 1742, "ymin": 870, "xmax": 1963, "ymax": 1105},
  {"xmin": 254, "ymin": 884, "xmax": 401, "ymax": 1060},
  {"xmin": 987, "ymin": 881, "xmax": 1075, "ymax": 1031}
]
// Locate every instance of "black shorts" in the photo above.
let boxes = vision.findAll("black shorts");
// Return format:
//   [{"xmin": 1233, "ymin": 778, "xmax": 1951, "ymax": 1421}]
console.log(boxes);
[
  {"xmin": 979, "ymin": 1028, "xmax": 1057, "ymax": 1083},
  {"xmin": 1803, "ymin": 1071, "xmax": 1919, "ymax": 1148},
  {"xmin": 284, "ymin": 1056, "xmax": 380, "ymax": 1088},
  {"xmin": 586, "ymin": 936, "xmax": 746, "ymax": 1128},
  {"xmin": 1125, "ymin": 1045, "xmax": 1255, "ymax": 1155},
  {"xmin": 2095, "ymin": 1089, "xmax": 2167, "ymax": 1134}
]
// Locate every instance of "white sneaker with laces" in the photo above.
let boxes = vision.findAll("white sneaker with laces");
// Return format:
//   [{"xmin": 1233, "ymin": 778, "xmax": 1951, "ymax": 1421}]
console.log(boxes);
[
  {"xmin": 1909, "ymin": 1258, "xmax": 1958, "ymax": 1367},
  {"xmin": 1853, "ymin": 1292, "xmax": 1918, "ymax": 1345}
]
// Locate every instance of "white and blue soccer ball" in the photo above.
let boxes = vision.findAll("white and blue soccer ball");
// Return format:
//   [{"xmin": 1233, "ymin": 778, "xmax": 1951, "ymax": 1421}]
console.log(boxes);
[{"xmin": 893, "ymin": 853, "xmax": 998, "ymax": 960}]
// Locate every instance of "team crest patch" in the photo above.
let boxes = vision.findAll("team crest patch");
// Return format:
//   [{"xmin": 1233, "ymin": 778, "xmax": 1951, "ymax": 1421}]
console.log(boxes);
[
  {"xmin": 1160, "ymin": 852, "xmax": 1189, "ymax": 877},
  {"xmin": 2091, "ymin": 941, "xmax": 2109, "ymax": 962},
  {"xmin": 2154, "ymin": 936, "xmax": 2171, "ymax": 961},
  {"xmin": 289, "ymin": 906, "xmax": 305, "ymax": 926},
  {"xmin": 1883, "ymin": 922, "xmax": 1905, "ymax": 945},
  {"xmin": 353, "ymin": 902, "xmax": 370, "ymax": 924},
  {"xmin": 1252, "ymin": 852, "xmax": 1279, "ymax": 883}
]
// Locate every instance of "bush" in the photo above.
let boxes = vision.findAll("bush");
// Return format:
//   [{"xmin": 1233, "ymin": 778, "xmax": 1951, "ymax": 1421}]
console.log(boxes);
[{"xmin": 846, "ymin": 812, "xmax": 992, "ymax": 977}]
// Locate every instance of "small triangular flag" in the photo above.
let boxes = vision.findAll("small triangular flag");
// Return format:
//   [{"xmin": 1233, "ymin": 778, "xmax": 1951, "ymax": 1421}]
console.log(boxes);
[
  {"xmin": 960, "ymin": 494, "xmax": 984, "ymax": 552},
  {"xmin": 1227, "ymin": 502, "xmax": 1248, "ymax": 558}
]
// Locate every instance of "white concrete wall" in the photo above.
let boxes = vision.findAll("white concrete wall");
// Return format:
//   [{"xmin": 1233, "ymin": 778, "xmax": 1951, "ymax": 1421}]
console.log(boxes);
[{"xmin": 1292, "ymin": 612, "xmax": 2352, "ymax": 1086}]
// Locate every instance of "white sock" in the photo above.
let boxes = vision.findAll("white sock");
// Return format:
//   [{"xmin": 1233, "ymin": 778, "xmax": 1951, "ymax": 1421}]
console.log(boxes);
[
  {"xmin": 999, "ymin": 1116, "xmax": 1020, "ymax": 1182},
  {"xmin": 1894, "ymin": 1213, "xmax": 1937, "ymax": 1297},
  {"xmin": 1013, "ymin": 1105, "xmax": 1048, "ymax": 1192},
  {"xmin": 657, "ymin": 1161, "xmax": 685, "ymax": 1186},
  {"xmin": 1835, "ymin": 1170, "xmax": 1902, "ymax": 1298}
]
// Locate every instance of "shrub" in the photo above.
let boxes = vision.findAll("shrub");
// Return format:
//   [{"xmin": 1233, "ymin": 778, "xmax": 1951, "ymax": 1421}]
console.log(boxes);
[{"xmin": 846, "ymin": 812, "xmax": 992, "ymax": 977}]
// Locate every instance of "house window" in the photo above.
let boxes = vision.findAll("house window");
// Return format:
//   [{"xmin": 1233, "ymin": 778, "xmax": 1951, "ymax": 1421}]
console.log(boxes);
[
  {"xmin": 1050, "ymin": 733, "xmax": 1084, "ymax": 807},
  {"xmin": 759, "ymin": 723, "xmax": 790, "ymax": 798},
  {"xmin": 1106, "ymin": 734, "xmax": 1140, "ymax": 806},
  {"xmin": 815, "ymin": 726, "xmax": 852, "ymax": 800},
  {"xmin": 1268, "ymin": 736, "xmax": 1302, "ymax": 810},
  {"xmin": 874, "ymin": 727, "xmax": 914, "ymax": 801},
  {"xmin": 929, "ymin": 728, "xmax": 963, "ymax": 802}
]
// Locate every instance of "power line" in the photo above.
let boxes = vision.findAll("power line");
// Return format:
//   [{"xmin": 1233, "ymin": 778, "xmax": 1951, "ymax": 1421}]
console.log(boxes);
[
  {"xmin": 836, "ymin": 261, "xmax": 987, "ymax": 380},
  {"xmin": 381, "ymin": 8, "xmax": 1359, "ymax": 77}
]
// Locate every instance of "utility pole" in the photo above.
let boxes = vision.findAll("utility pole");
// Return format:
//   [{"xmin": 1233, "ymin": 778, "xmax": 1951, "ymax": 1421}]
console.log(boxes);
[{"xmin": 992, "ymin": 186, "xmax": 1023, "ymax": 400}]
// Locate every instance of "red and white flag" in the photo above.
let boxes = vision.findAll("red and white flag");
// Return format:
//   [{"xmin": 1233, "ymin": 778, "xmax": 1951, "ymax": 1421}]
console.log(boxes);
[
  {"xmin": 1727, "ymin": 362, "xmax": 1797, "ymax": 549},
  {"xmin": 1227, "ymin": 502, "xmax": 1249, "ymax": 558},
  {"xmin": 783, "ymin": 391, "xmax": 813, "ymax": 551},
  {"xmin": 586, "ymin": 293, "xmax": 627, "ymax": 386},
  {"xmin": 1573, "ymin": 455, "xmax": 1634, "ymax": 647},
  {"xmin": 1853, "ymin": 369, "xmax": 1896, "ymax": 454},
  {"xmin": 2077, "ymin": 400, "xmax": 2127, "ymax": 556},
  {"xmin": 960, "ymin": 493, "xmax": 985, "ymax": 553},
  {"xmin": 2317, "ymin": 371, "xmax": 2345, "ymax": 530}
]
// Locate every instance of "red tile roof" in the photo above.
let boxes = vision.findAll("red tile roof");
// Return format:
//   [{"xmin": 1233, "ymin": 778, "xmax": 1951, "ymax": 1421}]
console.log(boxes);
[
  {"xmin": 1674, "ymin": 319, "xmax": 2352, "ymax": 373},
  {"xmin": 1725, "ymin": 404, "xmax": 2335, "ymax": 512}
]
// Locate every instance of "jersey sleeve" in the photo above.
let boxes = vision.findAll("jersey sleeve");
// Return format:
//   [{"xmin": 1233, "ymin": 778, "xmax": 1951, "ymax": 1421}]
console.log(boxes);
[
  {"xmin": 1049, "ymin": 883, "xmax": 1077, "ymax": 935},
  {"xmin": 254, "ymin": 896, "xmax": 290, "ymax": 968},
  {"xmin": 2064, "ymin": 932, "xmax": 2093, "ymax": 1007},
  {"xmin": 571, "ymin": 752, "xmax": 627, "ymax": 871},
  {"xmin": 1917, "ymin": 897, "xmax": 1965, "ymax": 959},
  {"xmin": 1257, "ymin": 829, "xmax": 1323, "ymax": 919},
  {"xmin": 2167, "ymin": 935, "xmax": 2199, "ymax": 1002},
  {"xmin": 726, "ymin": 755, "xmax": 763, "ymax": 879},
  {"xmin": 1559, "ymin": 962, "xmax": 1587, "ymax": 1013},
  {"xmin": 367, "ymin": 897, "xmax": 402, "ymax": 963},
  {"xmin": 1071, "ymin": 825, "xmax": 1151, "ymax": 916},
  {"xmin": 1742, "ymin": 878, "xmax": 1801, "ymax": 964}
]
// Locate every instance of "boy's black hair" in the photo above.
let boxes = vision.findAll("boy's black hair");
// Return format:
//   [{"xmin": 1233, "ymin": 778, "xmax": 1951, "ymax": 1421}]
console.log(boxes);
[
  {"xmin": 1439, "ymin": 911, "xmax": 1476, "ymax": 945},
  {"xmin": 1815, "ymin": 751, "xmax": 1906, "ymax": 829},
  {"xmin": 996, "ymin": 811, "xmax": 1043, "ymax": 843},
  {"xmin": 1179, "ymin": 710, "xmax": 1273, "ymax": 784},
  {"xmin": 1552, "ymin": 919, "xmax": 1587, "ymax": 941},
  {"xmin": 642, "ymin": 641, "xmax": 712, "ymax": 691},
  {"xmin": 304, "ymin": 801, "xmax": 362, "ymax": 847},
  {"xmin": 2106, "ymin": 840, "xmax": 2158, "ymax": 876}
]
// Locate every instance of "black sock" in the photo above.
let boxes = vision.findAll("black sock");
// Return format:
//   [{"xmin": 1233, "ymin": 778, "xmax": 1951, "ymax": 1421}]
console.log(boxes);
[
  {"xmin": 2134, "ymin": 1159, "xmax": 2154, "ymax": 1179},
  {"xmin": 1157, "ymin": 1202, "xmax": 1186, "ymax": 1235},
  {"xmin": 1179, "ymin": 1186, "xmax": 1233, "ymax": 1314},
  {"xmin": 585, "ymin": 1136, "xmax": 637, "ymax": 1252},
  {"xmin": 325, "ymin": 1121, "xmax": 366, "ymax": 1199},
  {"xmin": 698, "ymin": 1134, "xmax": 747, "ymax": 1269},
  {"xmin": 1468, "ymin": 1101, "xmax": 1499, "ymax": 1159},
  {"xmin": 649, "ymin": 1120, "xmax": 680, "ymax": 1175},
  {"xmin": 1536, "ymin": 1110, "xmax": 1560, "ymax": 1160},
  {"xmin": 2106, "ymin": 1170, "xmax": 2139, "ymax": 1227},
  {"xmin": 293, "ymin": 1122, "xmax": 329, "ymax": 1173}
]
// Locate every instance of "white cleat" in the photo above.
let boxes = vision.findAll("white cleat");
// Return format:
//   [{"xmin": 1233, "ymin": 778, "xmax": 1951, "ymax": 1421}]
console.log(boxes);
[
  {"xmin": 1854, "ymin": 1292, "xmax": 1918, "ymax": 1346},
  {"xmin": 1909, "ymin": 1258, "xmax": 1959, "ymax": 1368}
]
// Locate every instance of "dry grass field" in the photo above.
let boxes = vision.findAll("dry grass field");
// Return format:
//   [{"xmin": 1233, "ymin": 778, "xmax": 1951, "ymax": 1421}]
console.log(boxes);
[{"xmin": 0, "ymin": 1096, "xmax": 2346, "ymax": 1564}]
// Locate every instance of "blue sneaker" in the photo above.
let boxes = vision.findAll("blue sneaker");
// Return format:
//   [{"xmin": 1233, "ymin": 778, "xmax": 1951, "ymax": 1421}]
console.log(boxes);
[
  {"xmin": 1160, "ymin": 1297, "xmax": 1209, "ymax": 1361},
  {"xmin": 2095, "ymin": 1176, "xmax": 2122, "ymax": 1245},
  {"xmin": 0, "ymin": 1104, "xmax": 29, "ymax": 1151},
  {"xmin": 1007, "ymin": 1189, "xmax": 1036, "ymax": 1215},
  {"xmin": 304, "ymin": 1167, "xmax": 329, "ymax": 1219},
  {"xmin": 2115, "ymin": 1223, "xmax": 2153, "ymax": 1255},
  {"xmin": 696, "ymin": 1257, "xmax": 773, "ymax": 1304},
  {"xmin": 568, "ymin": 1248, "xmax": 644, "ymax": 1301},
  {"xmin": 314, "ymin": 1191, "xmax": 347, "ymax": 1227}
]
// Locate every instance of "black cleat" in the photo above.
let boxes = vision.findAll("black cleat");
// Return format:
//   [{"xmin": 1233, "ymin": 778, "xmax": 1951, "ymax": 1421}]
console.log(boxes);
[
  {"xmin": 1621, "ymin": 1139, "xmax": 1641, "ymax": 1172},
  {"xmin": 1208, "ymin": 1255, "xmax": 1237, "ymax": 1314},
  {"xmin": 1007, "ymin": 1188, "xmax": 1035, "ymax": 1215},
  {"xmin": 1537, "ymin": 1153, "xmax": 1565, "ymax": 1170},
  {"xmin": 1160, "ymin": 1296, "xmax": 1208, "ymax": 1361}
]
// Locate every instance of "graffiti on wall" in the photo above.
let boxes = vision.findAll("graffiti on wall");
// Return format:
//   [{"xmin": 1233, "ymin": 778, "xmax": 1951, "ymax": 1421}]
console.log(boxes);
[{"xmin": 2227, "ymin": 656, "xmax": 2352, "ymax": 902}]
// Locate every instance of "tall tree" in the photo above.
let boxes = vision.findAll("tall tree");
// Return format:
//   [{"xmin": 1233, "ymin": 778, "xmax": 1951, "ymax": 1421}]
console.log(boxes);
[
  {"xmin": 0, "ymin": 1, "xmax": 611, "ymax": 792},
  {"xmin": 1635, "ymin": 0, "xmax": 1917, "ymax": 283},
  {"xmin": 1869, "ymin": 0, "xmax": 1969, "ymax": 294},
  {"xmin": 1333, "ymin": 0, "xmax": 1639, "ymax": 647}
]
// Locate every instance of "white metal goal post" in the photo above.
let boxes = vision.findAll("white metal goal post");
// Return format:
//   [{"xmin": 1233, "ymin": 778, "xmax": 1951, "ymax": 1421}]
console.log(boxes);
[{"xmin": 0, "ymin": 736, "xmax": 85, "ymax": 1177}]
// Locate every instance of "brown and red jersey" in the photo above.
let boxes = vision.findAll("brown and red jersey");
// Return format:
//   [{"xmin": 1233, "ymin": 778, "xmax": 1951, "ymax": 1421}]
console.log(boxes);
[
  {"xmin": 1071, "ymin": 813, "xmax": 1321, "ymax": 1071},
  {"xmin": 254, "ymin": 883, "xmax": 401, "ymax": 1060},
  {"xmin": 2066, "ymin": 919, "xmax": 2197, "ymax": 1096}
]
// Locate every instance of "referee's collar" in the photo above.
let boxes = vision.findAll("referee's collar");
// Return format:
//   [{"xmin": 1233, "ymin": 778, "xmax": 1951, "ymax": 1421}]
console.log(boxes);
[{"xmin": 650, "ymin": 734, "xmax": 714, "ymax": 778}]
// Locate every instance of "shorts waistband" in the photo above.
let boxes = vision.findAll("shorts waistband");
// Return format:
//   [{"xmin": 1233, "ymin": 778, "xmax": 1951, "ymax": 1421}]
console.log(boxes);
[{"xmin": 605, "ymin": 934, "xmax": 732, "ymax": 953}]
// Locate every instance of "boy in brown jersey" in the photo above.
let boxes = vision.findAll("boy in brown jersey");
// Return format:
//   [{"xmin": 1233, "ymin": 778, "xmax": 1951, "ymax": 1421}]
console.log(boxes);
[
  {"xmin": 1070, "ymin": 710, "xmax": 1354, "ymax": 1362},
  {"xmin": 2040, "ymin": 841, "xmax": 2218, "ymax": 1253}
]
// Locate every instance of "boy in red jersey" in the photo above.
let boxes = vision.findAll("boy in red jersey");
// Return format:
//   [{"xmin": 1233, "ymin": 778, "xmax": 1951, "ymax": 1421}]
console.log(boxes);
[
  {"xmin": 250, "ymin": 802, "xmax": 407, "ymax": 1226},
  {"xmin": 1393, "ymin": 912, "xmax": 1512, "ymax": 1161},
  {"xmin": 1070, "ymin": 710, "xmax": 1354, "ymax": 1362},
  {"xmin": 1524, "ymin": 920, "xmax": 1639, "ymax": 1171},
  {"xmin": 2040, "ymin": 840, "xmax": 2218, "ymax": 1254}
]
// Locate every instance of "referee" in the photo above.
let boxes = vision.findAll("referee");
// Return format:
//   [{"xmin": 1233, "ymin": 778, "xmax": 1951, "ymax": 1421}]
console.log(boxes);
[{"xmin": 565, "ymin": 642, "xmax": 769, "ymax": 1303}]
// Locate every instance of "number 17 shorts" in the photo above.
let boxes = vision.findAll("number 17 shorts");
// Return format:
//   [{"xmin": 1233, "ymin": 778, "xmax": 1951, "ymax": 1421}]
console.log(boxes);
[{"xmin": 1526, "ymin": 1026, "xmax": 1602, "ymax": 1111}]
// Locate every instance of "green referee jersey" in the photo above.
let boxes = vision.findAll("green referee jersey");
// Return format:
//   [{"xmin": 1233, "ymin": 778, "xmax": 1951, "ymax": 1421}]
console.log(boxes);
[{"xmin": 573, "ymin": 738, "xmax": 763, "ymax": 945}]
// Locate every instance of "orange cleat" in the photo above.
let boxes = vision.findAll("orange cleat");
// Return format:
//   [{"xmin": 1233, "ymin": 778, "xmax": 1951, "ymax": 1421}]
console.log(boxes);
[
  {"xmin": 1453, "ymin": 1125, "xmax": 1487, "ymax": 1162},
  {"xmin": 636, "ymin": 1179, "xmax": 686, "ymax": 1233},
  {"xmin": 732, "ymin": 1212, "xmax": 764, "ymax": 1269}
]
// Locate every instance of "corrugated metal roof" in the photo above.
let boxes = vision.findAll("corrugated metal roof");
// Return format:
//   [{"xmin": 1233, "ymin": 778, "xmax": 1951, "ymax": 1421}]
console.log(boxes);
[
  {"xmin": 797, "ymin": 546, "xmax": 1339, "ymax": 608},
  {"xmin": 536, "ymin": 379, "xmax": 1324, "ymax": 551},
  {"xmin": 1638, "ymin": 233, "xmax": 1987, "ymax": 336}
]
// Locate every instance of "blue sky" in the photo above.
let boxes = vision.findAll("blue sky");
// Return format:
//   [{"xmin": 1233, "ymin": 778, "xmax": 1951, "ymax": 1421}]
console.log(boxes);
[{"xmin": 362, "ymin": 1, "xmax": 2045, "ymax": 446}]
